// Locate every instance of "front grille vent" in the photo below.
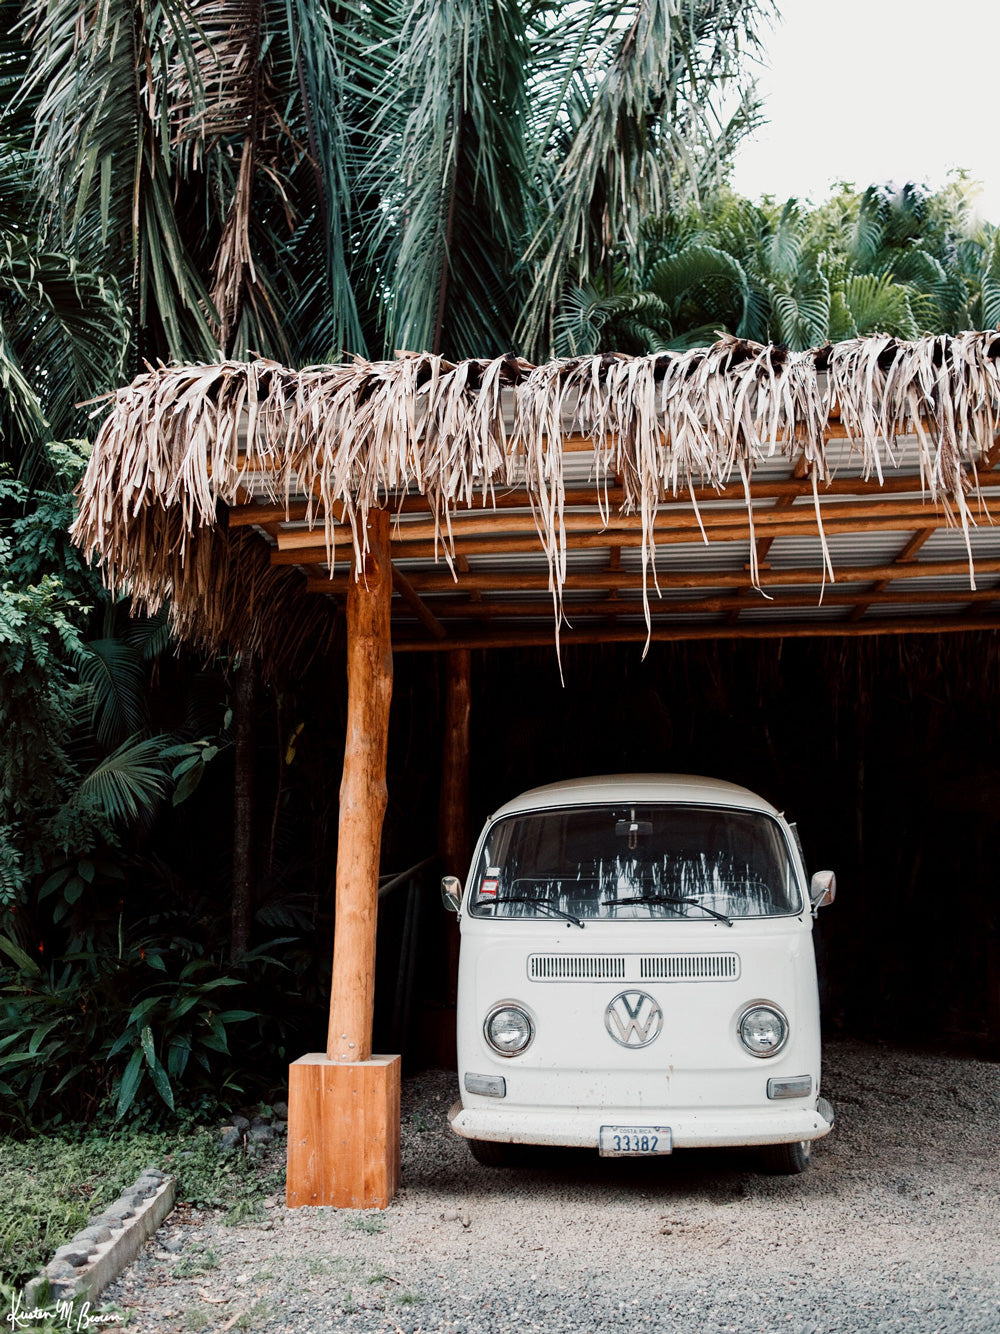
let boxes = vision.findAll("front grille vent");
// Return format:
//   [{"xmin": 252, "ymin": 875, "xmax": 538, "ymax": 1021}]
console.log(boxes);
[
  {"xmin": 529, "ymin": 954, "xmax": 626, "ymax": 981},
  {"xmin": 640, "ymin": 952, "xmax": 740, "ymax": 981}
]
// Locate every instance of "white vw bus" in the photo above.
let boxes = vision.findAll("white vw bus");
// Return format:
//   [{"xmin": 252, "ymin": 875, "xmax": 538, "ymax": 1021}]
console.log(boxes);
[{"xmin": 442, "ymin": 775, "xmax": 836, "ymax": 1174}]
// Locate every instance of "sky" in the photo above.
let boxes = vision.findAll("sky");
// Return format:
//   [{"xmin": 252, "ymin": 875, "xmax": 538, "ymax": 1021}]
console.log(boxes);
[{"xmin": 729, "ymin": 0, "xmax": 1000, "ymax": 223}]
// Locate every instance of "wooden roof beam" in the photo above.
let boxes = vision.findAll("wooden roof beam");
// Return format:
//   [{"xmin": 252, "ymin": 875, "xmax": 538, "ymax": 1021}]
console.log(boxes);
[
  {"xmin": 388, "ymin": 612, "xmax": 1000, "ymax": 653},
  {"xmin": 273, "ymin": 493, "xmax": 988, "ymax": 554},
  {"xmin": 375, "ymin": 584, "xmax": 1000, "ymax": 621},
  {"xmin": 227, "ymin": 467, "xmax": 1000, "ymax": 532},
  {"xmin": 305, "ymin": 554, "xmax": 1000, "ymax": 596},
  {"xmin": 848, "ymin": 529, "xmax": 937, "ymax": 621},
  {"xmin": 390, "ymin": 565, "xmax": 447, "ymax": 640},
  {"xmin": 274, "ymin": 508, "xmax": 999, "ymax": 568}
]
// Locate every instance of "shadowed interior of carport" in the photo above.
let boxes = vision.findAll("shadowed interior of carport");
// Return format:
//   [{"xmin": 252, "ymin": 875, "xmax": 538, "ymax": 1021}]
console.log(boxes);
[{"xmin": 72, "ymin": 331, "xmax": 1000, "ymax": 1207}]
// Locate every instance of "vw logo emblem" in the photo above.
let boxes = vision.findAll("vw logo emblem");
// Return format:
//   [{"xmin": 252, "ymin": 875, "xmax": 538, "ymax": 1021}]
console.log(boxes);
[{"xmin": 604, "ymin": 990, "xmax": 663, "ymax": 1048}]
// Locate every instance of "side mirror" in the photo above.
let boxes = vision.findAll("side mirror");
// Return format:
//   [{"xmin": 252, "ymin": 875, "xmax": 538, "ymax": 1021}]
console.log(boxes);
[
  {"xmin": 810, "ymin": 870, "xmax": 836, "ymax": 909},
  {"xmin": 440, "ymin": 875, "xmax": 462, "ymax": 913}
]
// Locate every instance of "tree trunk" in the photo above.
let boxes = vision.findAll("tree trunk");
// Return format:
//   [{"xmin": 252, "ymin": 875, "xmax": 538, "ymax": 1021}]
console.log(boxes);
[
  {"xmin": 439, "ymin": 650, "xmax": 471, "ymax": 1007},
  {"xmin": 439, "ymin": 649, "xmax": 471, "ymax": 873},
  {"xmin": 231, "ymin": 661, "xmax": 257, "ymax": 959}
]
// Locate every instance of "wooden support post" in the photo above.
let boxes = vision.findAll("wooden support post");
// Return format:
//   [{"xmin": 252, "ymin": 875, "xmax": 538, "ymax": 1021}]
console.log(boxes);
[
  {"xmin": 439, "ymin": 650, "xmax": 471, "ymax": 1012},
  {"xmin": 286, "ymin": 509, "xmax": 401, "ymax": 1210},
  {"xmin": 328, "ymin": 508, "xmax": 393, "ymax": 1064},
  {"xmin": 439, "ymin": 649, "xmax": 472, "ymax": 876}
]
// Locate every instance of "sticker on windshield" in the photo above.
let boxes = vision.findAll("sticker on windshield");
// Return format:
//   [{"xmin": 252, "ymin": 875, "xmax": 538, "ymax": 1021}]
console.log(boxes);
[{"xmin": 480, "ymin": 873, "xmax": 500, "ymax": 898}]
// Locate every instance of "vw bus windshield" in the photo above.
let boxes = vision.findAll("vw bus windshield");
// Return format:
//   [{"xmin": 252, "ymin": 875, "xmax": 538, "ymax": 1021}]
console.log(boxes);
[{"xmin": 468, "ymin": 804, "xmax": 801, "ymax": 921}]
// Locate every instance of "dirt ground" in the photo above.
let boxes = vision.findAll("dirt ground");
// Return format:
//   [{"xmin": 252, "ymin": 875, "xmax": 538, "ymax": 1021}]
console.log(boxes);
[{"xmin": 105, "ymin": 1039, "xmax": 1000, "ymax": 1334}]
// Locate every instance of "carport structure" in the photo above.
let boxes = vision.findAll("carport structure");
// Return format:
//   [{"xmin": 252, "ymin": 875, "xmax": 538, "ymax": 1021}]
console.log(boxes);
[{"xmin": 73, "ymin": 330, "xmax": 1000, "ymax": 1209}]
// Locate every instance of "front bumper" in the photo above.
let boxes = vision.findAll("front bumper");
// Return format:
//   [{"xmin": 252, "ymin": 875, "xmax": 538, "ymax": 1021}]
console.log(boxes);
[{"xmin": 448, "ymin": 1098, "xmax": 835, "ymax": 1149}]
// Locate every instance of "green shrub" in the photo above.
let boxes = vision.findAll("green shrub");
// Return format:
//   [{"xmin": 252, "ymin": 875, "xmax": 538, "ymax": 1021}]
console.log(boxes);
[{"xmin": 0, "ymin": 932, "xmax": 263, "ymax": 1130}]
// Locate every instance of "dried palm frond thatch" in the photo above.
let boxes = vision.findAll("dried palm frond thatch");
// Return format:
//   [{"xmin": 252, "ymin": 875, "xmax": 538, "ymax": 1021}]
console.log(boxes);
[{"xmin": 72, "ymin": 332, "xmax": 1000, "ymax": 669}]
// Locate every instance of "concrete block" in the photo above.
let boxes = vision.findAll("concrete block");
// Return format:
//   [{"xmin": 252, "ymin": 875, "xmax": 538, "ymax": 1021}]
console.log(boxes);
[{"xmin": 24, "ymin": 1175, "xmax": 175, "ymax": 1309}]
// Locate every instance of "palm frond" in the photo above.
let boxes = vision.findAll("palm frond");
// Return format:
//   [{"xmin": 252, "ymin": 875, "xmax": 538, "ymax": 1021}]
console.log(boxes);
[
  {"xmin": 367, "ymin": 0, "xmax": 532, "ymax": 357},
  {"xmin": 980, "ymin": 230, "xmax": 1000, "ymax": 330},
  {"xmin": 77, "ymin": 639, "xmax": 148, "ymax": 748},
  {"xmin": 121, "ymin": 609, "xmax": 173, "ymax": 661},
  {"xmin": 77, "ymin": 734, "xmax": 169, "ymax": 824},
  {"xmin": 0, "ymin": 321, "xmax": 47, "ymax": 469},
  {"xmin": 555, "ymin": 281, "xmax": 674, "ymax": 356},
  {"xmin": 847, "ymin": 186, "xmax": 883, "ymax": 269},
  {"xmin": 518, "ymin": 0, "xmax": 773, "ymax": 357},
  {"xmin": 0, "ymin": 233, "xmax": 128, "ymax": 438},
  {"xmin": 22, "ymin": 0, "xmax": 219, "ymax": 360},
  {"xmin": 769, "ymin": 263, "xmax": 830, "ymax": 350},
  {"xmin": 647, "ymin": 242, "xmax": 750, "ymax": 325},
  {"xmin": 837, "ymin": 273, "xmax": 917, "ymax": 340},
  {"xmin": 764, "ymin": 199, "xmax": 806, "ymax": 280},
  {"xmin": 281, "ymin": 0, "xmax": 389, "ymax": 357}
]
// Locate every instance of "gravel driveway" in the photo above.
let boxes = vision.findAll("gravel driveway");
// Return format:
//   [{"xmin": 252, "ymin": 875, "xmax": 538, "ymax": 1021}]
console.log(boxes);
[{"xmin": 107, "ymin": 1040, "xmax": 1000, "ymax": 1333}]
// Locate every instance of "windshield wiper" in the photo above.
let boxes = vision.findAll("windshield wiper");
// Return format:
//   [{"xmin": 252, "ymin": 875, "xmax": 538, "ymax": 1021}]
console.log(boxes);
[
  {"xmin": 604, "ymin": 893, "xmax": 733, "ymax": 927},
  {"xmin": 493, "ymin": 895, "xmax": 585, "ymax": 929}
]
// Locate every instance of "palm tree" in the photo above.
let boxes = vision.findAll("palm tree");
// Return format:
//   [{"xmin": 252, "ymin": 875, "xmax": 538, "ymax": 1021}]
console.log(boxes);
[
  {"xmin": 0, "ymin": 0, "xmax": 128, "ymax": 480},
  {"xmin": 555, "ymin": 181, "xmax": 1000, "ymax": 354},
  {"xmin": 15, "ymin": 0, "xmax": 775, "ymax": 366}
]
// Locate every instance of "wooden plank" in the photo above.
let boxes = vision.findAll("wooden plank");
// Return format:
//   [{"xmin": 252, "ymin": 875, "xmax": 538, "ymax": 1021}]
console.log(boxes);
[
  {"xmin": 456, "ymin": 554, "xmax": 481, "ymax": 605},
  {"xmin": 221, "ymin": 417, "xmax": 957, "ymax": 476},
  {"xmin": 389, "ymin": 614, "xmax": 1000, "ymax": 653},
  {"xmin": 273, "ymin": 494, "xmax": 978, "ymax": 553},
  {"xmin": 273, "ymin": 508, "xmax": 991, "ymax": 566},
  {"xmin": 849, "ymin": 529, "xmax": 937, "ymax": 621},
  {"xmin": 327, "ymin": 509, "xmax": 392, "ymax": 1063},
  {"xmin": 379, "ymin": 585, "xmax": 1000, "ymax": 620},
  {"xmin": 307, "ymin": 555, "xmax": 999, "ymax": 596},
  {"xmin": 391, "ymin": 565, "xmax": 447, "ymax": 639},
  {"xmin": 286, "ymin": 1054, "xmax": 401, "ymax": 1209},
  {"xmin": 439, "ymin": 649, "xmax": 472, "ymax": 873},
  {"xmin": 227, "ymin": 468, "xmax": 999, "ymax": 532}
]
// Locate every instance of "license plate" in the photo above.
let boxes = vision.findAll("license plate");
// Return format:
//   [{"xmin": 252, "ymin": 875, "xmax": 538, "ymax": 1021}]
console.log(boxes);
[{"xmin": 598, "ymin": 1125, "xmax": 672, "ymax": 1157}]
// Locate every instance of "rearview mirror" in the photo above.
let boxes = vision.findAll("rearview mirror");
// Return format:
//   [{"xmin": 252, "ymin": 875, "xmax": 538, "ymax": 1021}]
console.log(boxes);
[
  {"xmin": 440, "ymin": 875, "xmax": 462, "ymax": 913},
  {"xmin": 809, "ymin": 870, "xmax": 836, "ymax": 909}
]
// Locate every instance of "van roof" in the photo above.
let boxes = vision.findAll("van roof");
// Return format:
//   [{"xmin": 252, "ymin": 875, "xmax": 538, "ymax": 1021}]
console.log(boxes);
[{"xmin": 491, "ymin": 774, "xmax": 780, "ymax": 821}]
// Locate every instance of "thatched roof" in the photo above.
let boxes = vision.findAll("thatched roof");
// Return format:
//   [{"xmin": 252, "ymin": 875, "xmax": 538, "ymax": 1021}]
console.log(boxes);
[{"xmin": 72, "ymin": 332, "xmax": 1000, "ymax": 670}]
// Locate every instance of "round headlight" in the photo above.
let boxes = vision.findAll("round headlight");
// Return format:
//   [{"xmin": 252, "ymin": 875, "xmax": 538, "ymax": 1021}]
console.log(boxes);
[
  {"xmin": 484, "ymin": 1003, "xmax": 534, "ymax": 1057},
  {"xmin": 738, "ymin": 1003, "xmax": 789, "ymax": 1057}
]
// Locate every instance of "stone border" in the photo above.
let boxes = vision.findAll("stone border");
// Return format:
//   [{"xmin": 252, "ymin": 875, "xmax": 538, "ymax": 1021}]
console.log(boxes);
[{"xmin": 24, "ymin": 1170, "xmax": 175, "ymax": 1308}]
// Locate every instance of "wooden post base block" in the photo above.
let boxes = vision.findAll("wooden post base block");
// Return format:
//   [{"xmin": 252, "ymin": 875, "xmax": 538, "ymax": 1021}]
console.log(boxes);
[{"xmin": 286, "ymin": 1054, "xmax": 401, "ymax": 1210}]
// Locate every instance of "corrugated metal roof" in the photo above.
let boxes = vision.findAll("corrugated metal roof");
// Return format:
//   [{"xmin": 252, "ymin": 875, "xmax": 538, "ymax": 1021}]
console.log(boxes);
[{"xmin": 240, "ymin": 424, "xmax": 1000, "ymax": 648}]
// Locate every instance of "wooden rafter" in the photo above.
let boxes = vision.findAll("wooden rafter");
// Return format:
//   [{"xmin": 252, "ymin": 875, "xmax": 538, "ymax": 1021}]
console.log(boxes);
[
  {"xmin": 845, "ymin": 435, "xmax": 1000, "ymax": 622},
  {"xmin": 272, "ymin": 505, "xmax": 999, "ymax": 568},
  {"xmin": 348, "ymin": 585, "xmax": 1000, "ymax": 622},
  {"xmin": 227, "ymin": 468, "xmax": 999, "ymax": 534},
  {"xmin": 386, "ymin": 614, "xmax": 1000, "ymax": 652},
  {"xmin": 390, "ymin": 565, "xmax": 447, "ymax": 639},
  {"xmin": 306, "ymin": 555, "xmax": 1000, "ymax": 596},
  {"xmin": 273, "ymin": 494, "xmax": 981, "ymax": 554}
]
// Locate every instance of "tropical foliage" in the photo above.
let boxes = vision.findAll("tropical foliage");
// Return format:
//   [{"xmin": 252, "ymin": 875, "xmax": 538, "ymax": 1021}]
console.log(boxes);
[
  {"xmin": 11, "ymin": 0, "xmax": 773, "ymax": 367},
  {"xmin": 3, "ymin": 0, "xmax": 1000, "ymax": 1127},
  {"xmin": 556, "ymin": 178, "xmax": 1000, "ymax": 354}
]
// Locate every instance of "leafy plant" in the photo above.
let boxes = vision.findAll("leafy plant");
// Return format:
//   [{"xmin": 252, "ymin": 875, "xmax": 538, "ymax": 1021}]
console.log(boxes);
[
  {"xmin": 557, "ymin": 178, "xmax": 1000, "ymax": 353},
  {"xmin": 0, "ymin": 929, "xmax": 259, "ymax": 1127}
]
